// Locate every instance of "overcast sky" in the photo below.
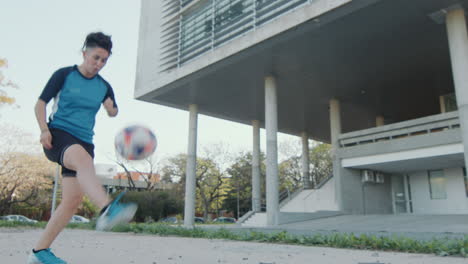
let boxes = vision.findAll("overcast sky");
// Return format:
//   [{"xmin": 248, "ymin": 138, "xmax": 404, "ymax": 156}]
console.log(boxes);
[{"xmin": 1, "ymin": 0, "xmax": 300, "ymax": 167}]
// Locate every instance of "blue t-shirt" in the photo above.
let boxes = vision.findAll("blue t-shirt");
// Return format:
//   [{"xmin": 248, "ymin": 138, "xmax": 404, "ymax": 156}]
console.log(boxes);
[{"xmin": 39, "ymin": 65, "xmax": 117, "ymax": 144}]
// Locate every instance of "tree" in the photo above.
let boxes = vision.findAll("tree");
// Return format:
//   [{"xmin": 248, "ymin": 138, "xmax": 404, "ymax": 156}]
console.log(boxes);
[
  {"xmin": 0, "ymin": 152, "xmax": 55, "ymax": 216},
  {"xmin": 160, "ymin": 153, "xmax": 228, "ymax": 219},
  {"xmin": 310, "ymin": 142, "xmax": 332, "ymax": 186},
  {"xmin": 195, "ymin": 157, "xmax": 226, "ymax": 219},
  {"xmin": 224, "ymin": 151, "xmax": 266, "ymax": 218},
  {"xmin": 278, "ymin": 138, "xmax": 333, "ymax": 188},
  {"xmin": 111, "ymin": 153, "xmax": 162, "ymax": 191},
  {"xmin": 0, "ymin": 58, "xmax": 18, "ymax": 106},
  {"xmin": 279, "ymin": 156, "xmax": 302, "ymax": 192},
  {"xmin": 278, "ymin": 138, "xmax": 304, "ymax": 192},
  {"xmin": 160, "ymin": 153, "xmax": 187, "ymax": 199},
  {"xmin": 134, "ymin": 156, "xmax": 161, "ymax": 191}
]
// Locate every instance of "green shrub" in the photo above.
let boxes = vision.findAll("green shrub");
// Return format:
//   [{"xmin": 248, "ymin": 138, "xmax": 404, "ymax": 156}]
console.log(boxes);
[{"xmin": 114, "ymin": 191, "xmax": 183, "ymax": 222}]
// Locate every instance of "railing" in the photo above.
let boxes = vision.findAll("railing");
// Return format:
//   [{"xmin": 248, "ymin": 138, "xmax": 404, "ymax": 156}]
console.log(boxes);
[
  {"xmin": 339, "ymin": 111, "xmax": 460, "ymax": 148},
  {"xmin": 313, "ymin": 173, "xmax": 332, "ymax": 189},
  {"xmin": 160, "ymin": 0, "xmax": 311, "ymax": 71}
]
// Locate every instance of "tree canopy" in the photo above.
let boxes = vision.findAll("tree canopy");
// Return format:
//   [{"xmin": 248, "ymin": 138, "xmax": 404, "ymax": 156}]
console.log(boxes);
[{"xmin": 0, "ymin": 58, "xmax": 18, "ymax": 106}]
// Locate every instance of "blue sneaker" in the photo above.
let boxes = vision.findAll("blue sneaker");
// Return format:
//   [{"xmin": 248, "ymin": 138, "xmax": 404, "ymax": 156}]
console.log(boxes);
[
  {"xmin": 96, "ymin": 191, "xmax": 137, "ymax": 231},
  {"xmin": 27, "ymin": 248, "xmax": 67, "ymax": 264}
]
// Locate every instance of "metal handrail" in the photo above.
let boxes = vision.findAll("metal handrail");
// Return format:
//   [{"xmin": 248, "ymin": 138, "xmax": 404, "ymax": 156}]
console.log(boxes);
[{"xmin": 314, "ymin": 173, "xmax": 333, "ymax": 189}]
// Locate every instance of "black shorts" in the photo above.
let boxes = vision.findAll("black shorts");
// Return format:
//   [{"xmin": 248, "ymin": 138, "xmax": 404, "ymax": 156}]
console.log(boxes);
[{"xmin": 43, "ymin": 128, "xmax": 95, "ymax": 177}]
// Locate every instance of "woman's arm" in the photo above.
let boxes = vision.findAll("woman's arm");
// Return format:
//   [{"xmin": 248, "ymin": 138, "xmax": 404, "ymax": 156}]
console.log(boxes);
[
  {"xmin": 34, "ymin": 99, "xmax": 52, "ymax": 149},
  {"xmin": 103, "ymin": 97, "xmax": 118, "ymax": 117}
]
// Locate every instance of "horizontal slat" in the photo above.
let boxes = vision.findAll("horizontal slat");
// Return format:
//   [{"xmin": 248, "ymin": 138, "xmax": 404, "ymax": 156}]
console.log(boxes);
[
  {"xmin": 160, "ymin": 38, "xmax": 179, "ymax": 51},
  {"xmin": 159, "ymin": 63, "xmax": 178, "ymax": 73},
  {"xmin": 180, "ymin": 41, "xmax": 211, "ymax": 61},
  {"xmin": 162, "ymin": 1, "xmax": 178, "ymax": 13},
  {"xmin": 161, "ymin": 28, "xmax": 179, "ymax": 41},
  {"xmin": 160, "ymin": 50, "xmax": 179, "ymax": 62},
  {"xmin": 181, "ymin": 0, "xmax": 195, "ymax": 8},
  {"xmin": 215, "ymin": 25, "xmax": 252, "ymax": 47},
  {"xmin": 180, "ymin": 38, "xmax": 211, "ymax": 58},
  {"xmin": 256, "ymin": 0, "xmax": 307, "ymax": 26},
  {"xmin": 214, "ymin": 11, "xmax": 253, "ymax": 36}
]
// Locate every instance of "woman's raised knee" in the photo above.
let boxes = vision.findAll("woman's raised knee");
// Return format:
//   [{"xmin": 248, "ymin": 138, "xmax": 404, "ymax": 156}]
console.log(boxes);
[{"xmin": 63, "ymin": 144, "xmax": 93, "ymax": 171}]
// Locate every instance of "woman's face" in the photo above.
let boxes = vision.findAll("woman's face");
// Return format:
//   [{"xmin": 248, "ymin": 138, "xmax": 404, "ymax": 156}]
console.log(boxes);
[{"xmin": 81, "ymin": 47, "xmax": 110, "ymax": 77}]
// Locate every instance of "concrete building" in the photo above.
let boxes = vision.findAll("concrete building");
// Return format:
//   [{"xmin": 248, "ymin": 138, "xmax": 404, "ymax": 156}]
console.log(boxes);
[
  {"xmin": 135, "ymin": 0, "xmax": 468, "ymax": 226},
  {"xmin": 95, "ymin": 163, "xmax": 172, "ymax": 193}
]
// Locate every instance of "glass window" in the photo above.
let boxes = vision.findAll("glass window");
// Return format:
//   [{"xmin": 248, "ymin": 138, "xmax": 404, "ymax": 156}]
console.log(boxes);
[
  {"xmin": 428, "ymin": 170, "xmax": 447, "ymax": 200},
  {"xmin": 180, "ymin": 1, "xmax": 212, "ymax": 61},
  {"xmin": 444, "ymin": 93, "xmax": 457, "ymax": 112}
]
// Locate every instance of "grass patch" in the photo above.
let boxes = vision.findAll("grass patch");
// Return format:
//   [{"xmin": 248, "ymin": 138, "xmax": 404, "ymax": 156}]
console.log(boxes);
[
  {"xmin": 2, "ymin": 220, "xmax": 467, "ymax": 258},
  {"xmin": 0, "ymin": 220, "xmax": 93, "ymax": 229},
  {"xmin": 0, "ymin": 220, "xmax": 46, "ymax": 228},
  {"xmin": 109, "ymin": 223, "xmax": 468, "ymax": 258}
]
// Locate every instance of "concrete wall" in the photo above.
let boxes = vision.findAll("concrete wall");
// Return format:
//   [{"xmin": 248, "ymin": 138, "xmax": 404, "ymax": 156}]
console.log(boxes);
[
  {"xmin": 338, "ymin": 167, "xmax": 364, "ymax": 214},
  {"xmin": 280, "ymin": 178, "xmax": 338, "ymax": 213},
  {"xmin": 410, "ymin": 167, "xmax": 468, "ymax": 214},
  {"xmin": 135, "ymin": 0, "xmax": 163, "ymax": 97},
  {"xmin": 362, "ymin": 174, "xmax": 393, "ymax": 214},
  {"xmin": 337, "ymin": 167, "xmax": 393, "ymax": 214}
]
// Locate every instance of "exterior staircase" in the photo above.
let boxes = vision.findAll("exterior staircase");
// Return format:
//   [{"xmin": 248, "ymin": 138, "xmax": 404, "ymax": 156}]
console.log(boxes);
[{"xmin": 239, "ymin": 175, "xmax": 341, "ymax": 227}]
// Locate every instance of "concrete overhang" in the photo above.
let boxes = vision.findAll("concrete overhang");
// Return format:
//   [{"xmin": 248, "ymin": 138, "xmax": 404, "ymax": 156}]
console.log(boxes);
[
  {"xmin": 341, "ymin": 143, "xmax": 465, "ymax": 173},
  {"xmin": 136, "ymin": 0, "xmax": 468, "ymax": 143}
]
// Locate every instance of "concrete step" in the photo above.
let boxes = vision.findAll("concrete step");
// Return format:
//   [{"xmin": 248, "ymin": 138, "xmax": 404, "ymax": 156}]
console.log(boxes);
[{"xmin": 242, "ymin": 212, "xmax": 267, "ymax": 227}]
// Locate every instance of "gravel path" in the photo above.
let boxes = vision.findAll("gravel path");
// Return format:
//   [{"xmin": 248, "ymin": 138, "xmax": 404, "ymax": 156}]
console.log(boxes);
[{"xmin": 2, "ymin": 228, "xmax": 467, "ymax": 264}]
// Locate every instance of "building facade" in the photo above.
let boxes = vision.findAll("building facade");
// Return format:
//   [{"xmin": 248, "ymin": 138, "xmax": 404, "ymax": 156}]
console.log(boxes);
[{"xmin": 135, "ymin": 0, "xmax": 468, "ymax": 226}]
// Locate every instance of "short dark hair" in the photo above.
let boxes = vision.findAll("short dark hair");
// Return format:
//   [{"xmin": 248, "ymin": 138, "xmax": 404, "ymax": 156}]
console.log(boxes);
[{"xmin": 83, "ymin": 32, "xmax": 113, "ymax": 54}]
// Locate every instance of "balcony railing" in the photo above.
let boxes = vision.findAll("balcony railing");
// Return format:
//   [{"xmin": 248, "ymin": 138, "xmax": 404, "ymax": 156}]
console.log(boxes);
[
  {"xmin": 160, "ymin": 0, "xmax": 311, "ymax": 71},
  {"xmin": 339, "ymin": 111, "xmax": 460, "ymax": 148}
]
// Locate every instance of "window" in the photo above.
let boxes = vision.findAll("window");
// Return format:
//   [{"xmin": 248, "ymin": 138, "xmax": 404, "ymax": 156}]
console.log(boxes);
[
  {"xmin": 443, "ymin": 93, "xmax": 457, "ymax": 112},
  {"xmin": 428, "ymin": 170, "xmax": 447, "ymax": 200}
]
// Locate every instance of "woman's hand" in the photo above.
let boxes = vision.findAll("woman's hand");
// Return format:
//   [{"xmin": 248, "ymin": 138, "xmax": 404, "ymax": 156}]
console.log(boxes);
[
  {"xmin": 103, "ymin": 97, "xmax": 118, "ymax": 117},
  {"xmin": 40, "ymin": 129, "xmax": 53, "ymax": 149}
]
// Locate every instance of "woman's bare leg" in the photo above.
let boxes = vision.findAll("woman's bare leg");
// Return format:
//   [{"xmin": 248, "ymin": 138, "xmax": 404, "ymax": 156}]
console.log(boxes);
[
  {"xmin": 34, "ymin": 177, "xmax": 83, "ymax": 250},
  {"xmin": 62, "ymin": 144, "xmax": 110, "ymax": 209}
]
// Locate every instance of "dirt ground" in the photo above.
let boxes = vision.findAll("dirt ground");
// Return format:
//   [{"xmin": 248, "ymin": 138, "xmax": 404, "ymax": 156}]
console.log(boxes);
[{"xmin": 1, "ymin": 228, "xmax": 467, "ymax": 264}]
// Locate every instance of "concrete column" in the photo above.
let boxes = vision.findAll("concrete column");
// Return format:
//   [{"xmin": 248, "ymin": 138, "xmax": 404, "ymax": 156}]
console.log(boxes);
[
  {"xmin": 376, "ymin": 116, "xmax": 385, "ymax": 127},
  {"xmin": 329, "ymin": 98, "xmax": 342, "ymax": 210},
  {"xmin": 439, "ymin": 95, "xmax": 446, "ymax": 113},
  {"xmin": 301, "ymin": 132, "xmax": 311, "ymax": 188},
  {"xmin": 446, "ymin": 8, "xmax": 468, "ymax": 169},
  {"xmin": 265, "ymin": 75, "xmax": 279, "ymax": 226},
  {"xmin": 184, "ymin": 104, "xmax": 198, "ymax": 227},
  {"xmin": 252, "ymin": 120, "xmax": 261, "ymax": 212},
  {"xmin": 329, "ymin": 99, "xmax": 342, "ymax": 148}
]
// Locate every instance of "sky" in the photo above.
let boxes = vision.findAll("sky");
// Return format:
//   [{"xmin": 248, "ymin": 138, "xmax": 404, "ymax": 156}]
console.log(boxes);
[{"xmin": 1, "ymin": 0, "xmax": 297, "ymax": 168}]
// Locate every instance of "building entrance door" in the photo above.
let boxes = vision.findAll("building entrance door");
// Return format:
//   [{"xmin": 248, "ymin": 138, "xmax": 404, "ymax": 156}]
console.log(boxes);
[{"xmin": 392, "ymin": 174, "xmax": 411, "ymax": 214}]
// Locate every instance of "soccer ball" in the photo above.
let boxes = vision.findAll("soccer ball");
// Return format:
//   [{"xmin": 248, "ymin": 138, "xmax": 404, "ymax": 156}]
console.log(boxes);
[{"xmin": 114, "ymin": 125, "xmax": 157, "ymax": 160}]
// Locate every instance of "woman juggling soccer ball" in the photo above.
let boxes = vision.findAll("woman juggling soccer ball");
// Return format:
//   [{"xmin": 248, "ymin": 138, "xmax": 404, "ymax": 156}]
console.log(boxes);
[{"xmin": 30, "ymin": 32, "xmax": 137, "ymax": 264}]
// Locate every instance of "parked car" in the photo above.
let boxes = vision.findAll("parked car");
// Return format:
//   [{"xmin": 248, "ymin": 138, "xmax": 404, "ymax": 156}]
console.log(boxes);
[
  {"xmin": 194, "ymin": 217, "xmax": 205, "ymax": 224},
  {"xmin": 0, "ymin": 215, "xmax": 38, "ymax": 224},
  {"xmin": 69, "ymin": 215, "xmax": 90, "ymax": 223},
  {"xmin": 158, "ymin": 216, "xmax": 179, "ymax": 224},
  {"xmin": 212, "ymin": 217, "xmax": 236, "ymax": 224}
]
